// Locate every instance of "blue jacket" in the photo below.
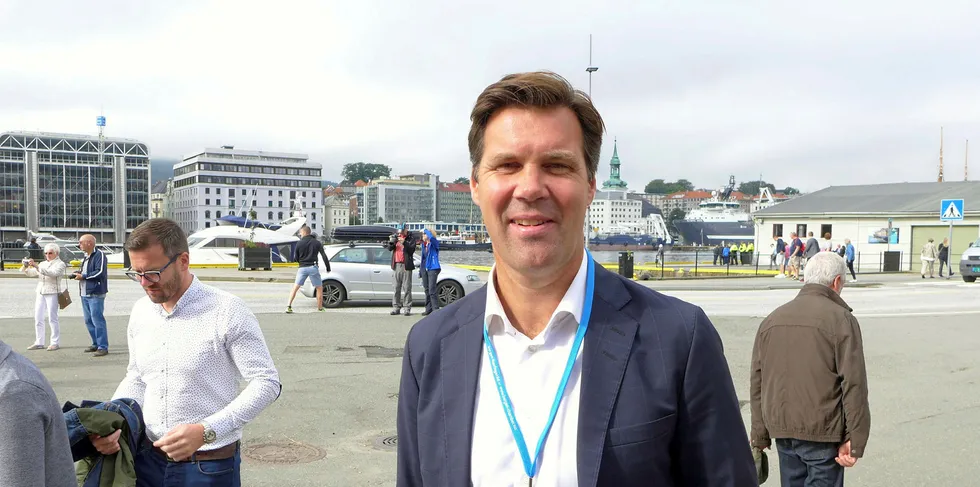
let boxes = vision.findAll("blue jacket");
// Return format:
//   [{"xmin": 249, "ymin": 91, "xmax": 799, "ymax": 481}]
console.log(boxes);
[
  {"xmin": 79, "ymin": 249, "xmax": 109, "ymax": 296},
  {"xmin": 396, "ymin": 262, "xmax": 756, "ymax": 486},
  {"xmin": 420, "ymin": 229, "xmax": 440, "ymax": 271},
  {"xmin": 845, "ymin": 243, "xmax": 855, "ymax": 262},
  {"xmin": 64, "ymin": 398, "xmax": 144, "ymax": 487}
]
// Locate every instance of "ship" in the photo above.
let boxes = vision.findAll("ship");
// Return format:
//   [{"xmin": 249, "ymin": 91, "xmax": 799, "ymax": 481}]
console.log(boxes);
[{"xmin": 673, "ymin": 176, "xmax": 755, "ymax": 246}]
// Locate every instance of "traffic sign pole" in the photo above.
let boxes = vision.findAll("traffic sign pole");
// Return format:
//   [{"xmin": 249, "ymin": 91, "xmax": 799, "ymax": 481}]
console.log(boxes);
[{"xmin": 947, "ymin": 221, "xmax": 953, "ymax": 279}]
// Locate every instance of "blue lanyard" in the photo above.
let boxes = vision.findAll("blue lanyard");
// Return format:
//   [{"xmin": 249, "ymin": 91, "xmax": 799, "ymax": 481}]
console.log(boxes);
[{"xmin": 482, "ymin": 250, "xmax": 595, "ymax": 482}]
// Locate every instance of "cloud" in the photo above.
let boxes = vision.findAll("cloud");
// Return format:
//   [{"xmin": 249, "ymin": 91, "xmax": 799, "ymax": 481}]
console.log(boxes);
[{"xmin": 3, "ymin": 0, "xmax": 980, "ymax": 192}]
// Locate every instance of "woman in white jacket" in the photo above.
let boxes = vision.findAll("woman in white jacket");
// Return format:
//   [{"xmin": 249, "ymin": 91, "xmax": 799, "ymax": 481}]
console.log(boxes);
[{"xmin": 21, "ymin": 243, "xmax": 67, "ymax": 351}]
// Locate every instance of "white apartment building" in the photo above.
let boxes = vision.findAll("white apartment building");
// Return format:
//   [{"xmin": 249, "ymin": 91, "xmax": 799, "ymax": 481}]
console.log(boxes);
[
  {"xmin": 589, "ymin": 190, "xmax": 644, "ymax": 233},
  {"xmin": 322, "ymin": 194, "xmax": 351, "ymax": 240},
  {"xmin": 170, "ymin": 146, "xmax": 322, "ymax": 235}
]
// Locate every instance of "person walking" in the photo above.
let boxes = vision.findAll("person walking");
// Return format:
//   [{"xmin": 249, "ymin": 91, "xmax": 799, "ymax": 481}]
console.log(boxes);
[
  {"xmin": 90, "ymin": 218, "xmax": 281, "ymax": 485},
  {"xmin": 921, "ymin": 238, "xmax": 938, "ymax": 279},
  {"xmin": 286, "ymin": 225, "xmax": 331, "ymax": 313},
  {"xmin": 74, "ymin": 234, "xmax": 109, "ymax": 356},
  {"xmin": 419, "ymin": 229, "xmax": 441, "ymax": 316},
  {"xmin": 844, "ymin": 238, "xmax": 857, "ymax": 282},
  {"xmin": 21, "ymin": 244, "xmax": 66, "ymax": 352},
  {"xmin": 751, "ymin": 252, "xmax": 871, "ymax": 486},
  {"xmin": 385, "ymin": 228, "xmax": 417, "ymax": 316},
  {"xmin": 938, "ymin": 237, "xmax": 952, "ymax": 278}
]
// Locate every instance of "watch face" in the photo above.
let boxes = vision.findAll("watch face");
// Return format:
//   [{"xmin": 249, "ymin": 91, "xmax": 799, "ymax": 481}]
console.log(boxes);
[{"xmin": 204, "ymin": 428, "xmax": 217, "ymax": 443}]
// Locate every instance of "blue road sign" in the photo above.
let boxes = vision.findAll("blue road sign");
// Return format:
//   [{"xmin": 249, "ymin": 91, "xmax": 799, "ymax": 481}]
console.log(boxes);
[
  {"xmin": 96, "ymin": 116, "xmax": 106, "ymax": 127},
  {"xmin": 940, "ymin": 199, "xmax": 964, "ymax": 222}
]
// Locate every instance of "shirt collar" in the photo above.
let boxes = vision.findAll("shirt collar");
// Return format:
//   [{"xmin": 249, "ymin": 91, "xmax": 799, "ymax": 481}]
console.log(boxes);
[
  {"xmin": 152, "ymin": 275, "xmax": 201, "ymax": 318},
  {"xmin": 484, "ymin": 250, "xmax": 589, "ymax": 340}
]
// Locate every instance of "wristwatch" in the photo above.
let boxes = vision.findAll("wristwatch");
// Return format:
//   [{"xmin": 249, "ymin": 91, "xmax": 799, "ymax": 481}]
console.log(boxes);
[{"xmin": 201, "ymin": 422, "xmax": 217, "ymax": 444}]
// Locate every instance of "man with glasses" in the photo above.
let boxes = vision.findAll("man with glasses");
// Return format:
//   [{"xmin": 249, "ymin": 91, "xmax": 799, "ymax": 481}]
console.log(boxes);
[
  {"xmin": 73, "ymin": 234, "xmax": 109, "ymax": 357},
  {"xmin": 88, "ymin": 218, "xmax": 281, "ymax": 486}
]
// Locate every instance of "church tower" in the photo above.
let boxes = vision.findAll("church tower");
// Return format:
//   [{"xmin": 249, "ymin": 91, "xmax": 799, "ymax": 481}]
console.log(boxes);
[{"xmin": 601, "ymin": 138, "xmax": 628, "ymax": 190}]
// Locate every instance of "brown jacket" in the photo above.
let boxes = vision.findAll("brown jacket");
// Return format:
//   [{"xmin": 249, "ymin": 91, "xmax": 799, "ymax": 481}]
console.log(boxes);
[{"xmin": 750, "ymin": 284, "xmax": 871, "ymax": 457}]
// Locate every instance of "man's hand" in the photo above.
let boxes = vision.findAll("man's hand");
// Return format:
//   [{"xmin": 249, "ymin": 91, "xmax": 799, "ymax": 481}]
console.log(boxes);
[
  {"xmin": 153, "ymin": 424, "xmax": 206, "ymax": 462},
  {"xmin": 89, "ymin": 430, "xmax": 122, "ymax": 455},
  {"xmin": 835, "ymin": 440, "xmax": 858, "ymax": 467},
  {"xmin": 74, "ymin": 273, "xmax": 83, "ymax": 281}
]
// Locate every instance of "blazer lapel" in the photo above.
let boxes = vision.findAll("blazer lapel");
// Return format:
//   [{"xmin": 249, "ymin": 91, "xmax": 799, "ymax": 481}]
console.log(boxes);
[
  {"xmin": 577, "ymin": 266, "xmax": 637, "ymax": 487},
  {"xmin": 440, "ymin": 292, "xmax": 486, "ymax": 487}
]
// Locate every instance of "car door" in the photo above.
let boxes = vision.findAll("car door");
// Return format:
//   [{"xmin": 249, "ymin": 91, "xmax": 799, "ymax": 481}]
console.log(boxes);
[
  {"xmin": 368, "ymin": 247, "xmax": 395, "ymax": 298},
  {"xmin": 329, "ymin": 248, "xmax": 374, "ymax": 300}
]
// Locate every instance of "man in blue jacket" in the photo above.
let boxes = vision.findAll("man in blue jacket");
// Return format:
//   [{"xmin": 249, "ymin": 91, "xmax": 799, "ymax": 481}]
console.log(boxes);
[
  {"xmin": 73, "ymin": 234, "xmax": 109, "ymax": 357},
  {"xmin": 419, "ymin": 229, "xmax": 441, "ymax": 316}
]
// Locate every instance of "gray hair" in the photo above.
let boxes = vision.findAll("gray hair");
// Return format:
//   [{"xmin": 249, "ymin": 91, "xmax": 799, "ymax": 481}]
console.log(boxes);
[
  {"xmin": 803, "ymin": 251, "xmax": 847, "ymax": 287},
  {"xmin": 43, "ymin": 243, "xmax": 60, "ymax": 256}
]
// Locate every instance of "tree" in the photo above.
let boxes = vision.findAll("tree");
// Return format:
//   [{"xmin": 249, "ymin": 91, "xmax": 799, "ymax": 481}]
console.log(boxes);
[
  {"xmin": 645, "ymin": 179, "xmax": 696, "ymax": 194},
  {"xmin": 737, "ymin": 180, "xmax": 777, "ymax": 196},
  {"xmin": 453, "ymin": 177, "xmax": 470, "ymax": 185},
  {"xmin": 666, "ymin": 208, "xmax": 686, "ymax": 235},
  {"xmin": 341, "ymin": 162, "xmax": 392, "ymax": 184},
  {"xmin": 783, "ymin": 187, "xmax": 801, "ymax": 195},
  {"xmin": 376, "ymin": 216, "xmax": 384, "ymax": 223}
]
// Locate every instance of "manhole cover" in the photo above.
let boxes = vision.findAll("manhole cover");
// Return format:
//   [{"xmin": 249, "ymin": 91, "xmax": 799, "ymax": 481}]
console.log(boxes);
[
  {"xmin": 242, "ymin": 441, "xmax": 326, "ymax": 464},
  {"xmin": 359, "ymin": 345, "xmax": 403, "ymax": 359},
  {"xmin": 373, "ymin": 435, "xmax": 398, "ymax": 451}
]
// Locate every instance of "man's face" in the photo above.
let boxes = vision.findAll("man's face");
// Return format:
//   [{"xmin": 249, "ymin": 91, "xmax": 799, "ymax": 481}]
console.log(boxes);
[
  {"xmin": 128, "ymin": 243, "xmax": 188, "ymax": 304},
  {"xmin": 471, "ymin": 106, "xmax": 595, "ymax": 275},
  {"xmin": 79, "ymin": 238, "xmax": 95, "ymax": 253}
]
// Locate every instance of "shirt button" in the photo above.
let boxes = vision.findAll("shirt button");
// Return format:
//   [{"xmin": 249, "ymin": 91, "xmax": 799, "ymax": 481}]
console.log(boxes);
[{"xmin": 528, "ymin": 345, "xmax": 540, "ymax": 353}]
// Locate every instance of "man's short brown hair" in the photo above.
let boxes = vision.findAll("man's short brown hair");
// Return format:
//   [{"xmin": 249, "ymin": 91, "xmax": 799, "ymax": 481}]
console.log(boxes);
[
  {"xmin": 468, "ymin": 71, "xmax": 605, "ymax": 182},
  {"xmin": 125, "ymin": 218, "xmax": 189, "ymax": 258}
]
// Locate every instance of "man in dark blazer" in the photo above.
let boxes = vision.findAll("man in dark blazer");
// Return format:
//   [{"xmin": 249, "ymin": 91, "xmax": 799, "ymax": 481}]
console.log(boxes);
[{"xmin": 396, "ymin": 71, "xmax": 755, "ymax": 486}]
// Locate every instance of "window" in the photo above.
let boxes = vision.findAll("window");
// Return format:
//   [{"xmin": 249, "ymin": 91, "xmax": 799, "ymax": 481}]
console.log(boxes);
[
  {"xmin": 278, "ymin": 191, "xmax": 283, "ymax": 197},
  {"xmin": 311, "ymin": 202, "xmax": 316, "ymax": 209},
  {"xmin": 278, "ymin": 201, "xmax": 283, "ymax": 207},
  {"xmin": 333, "ymin": 248, "xmax": 369, "ymax": 263},
  {"xmin": 268, "ymin": 190, "xmax": 273, "ymax": 196},
  {"xmin": 216, "ymin": 199, "xmax": 222, "ymax": 206},
  {"xmin": 216, "ymin": 211, "xmax": 222, "ymax": 218},
  {"xmin": 205, "ymin": 188, "xmax": 210, "ymax": 194},
  {"xmin": 278, "ymin": 212, "xmax": 284, "ymax": 220},
  {"xmin": 216, "ymin": 188, "xmax": 222, "ymax": 194},
  {"xmin": 206, "ymin": 199, "xmax": 210, "ymax": 205},
  {"xmin": 268, "ymin": 211, "xmax": 273, "ymax": 220},
  {"xmin": 230, "ymin": 199, "xmax": 235, "ymax": 208},
  {"xmin": 820, "ymin": 224, "xmax": 833, "ymax": 239},
  {"xmin": 772, "ymin": 224, "xmax": 783, "ymax": 238},
  {"xmin": 796, "ymin": 224, "xmax": 807, "ymax": 238},
  {"xmin": 205, "ymin": 222, "xmax": 211, "ymax": 228},
  {"xmin": 205, "ymin": 210, "xmax": 211, "ymax": 219}
]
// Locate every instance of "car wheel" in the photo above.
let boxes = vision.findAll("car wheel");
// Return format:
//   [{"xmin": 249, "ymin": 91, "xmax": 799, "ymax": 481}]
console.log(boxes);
[
  {"xmin": 317, "ymin": 280, "xmax": 347, "ymax": 308},
  {"xmin": 438, "ymin": 280, "xmax": 464, "ymax": 306},
  {"xmin": 964, "ymin": 275, "xmax": 977, "ymax": 283}
]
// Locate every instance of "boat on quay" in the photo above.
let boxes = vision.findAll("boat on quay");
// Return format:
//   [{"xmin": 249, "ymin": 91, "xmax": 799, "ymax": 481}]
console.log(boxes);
[{"xmin": 673, "ymin": 177, "xmax": 754, "ymax": 246}]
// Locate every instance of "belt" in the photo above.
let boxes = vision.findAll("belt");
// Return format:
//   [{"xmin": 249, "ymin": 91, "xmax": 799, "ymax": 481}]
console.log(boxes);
[{"xmin": 153, "ymin": 441, "xmax": 239, "ymax": 463}]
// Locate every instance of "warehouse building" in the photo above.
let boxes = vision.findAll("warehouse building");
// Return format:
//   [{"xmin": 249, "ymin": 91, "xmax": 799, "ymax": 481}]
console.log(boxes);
[{"xmin": 752, "ymin": 182, "xmax": 980, "ymax": 274}]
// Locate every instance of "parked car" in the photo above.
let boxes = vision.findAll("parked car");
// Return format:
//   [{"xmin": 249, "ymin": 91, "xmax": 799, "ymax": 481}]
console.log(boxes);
[
  {"xmin": 959, "ymin": 238, "xmax": 980, "ymax": 283},
  {"xmin": 298, "ymin": 243, "xmax": 484, "ymax": 307}
]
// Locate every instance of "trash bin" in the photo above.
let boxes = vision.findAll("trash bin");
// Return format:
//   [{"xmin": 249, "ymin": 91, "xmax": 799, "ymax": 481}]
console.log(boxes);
[
  {"xmin": 882, "ymin": 251, "xmax": 901, "ymax": 272},
  {"xmin": 742, "ymin": 252, "xmax": 753, "ymax": 265},
  {"xmin": 618, "ymin": 251, "xmax": 634, "ymax": 279}
]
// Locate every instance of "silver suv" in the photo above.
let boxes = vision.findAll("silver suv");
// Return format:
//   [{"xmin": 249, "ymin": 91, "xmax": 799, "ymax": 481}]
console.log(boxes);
[{"xmin": 959, "ymin": 238, "xmax": 980, "ymax": 283}]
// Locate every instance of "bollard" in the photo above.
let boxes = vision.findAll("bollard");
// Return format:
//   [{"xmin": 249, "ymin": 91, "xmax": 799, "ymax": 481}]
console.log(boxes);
[{"xmin": 694, "ymin": 248, "xmax": 699, "ymax": 277}]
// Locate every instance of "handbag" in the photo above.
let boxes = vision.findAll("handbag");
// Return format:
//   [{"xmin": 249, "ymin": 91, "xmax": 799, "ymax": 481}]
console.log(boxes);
[{"xmin": 58, "ymin": 266, "xmax": 72, "ymax": 310}]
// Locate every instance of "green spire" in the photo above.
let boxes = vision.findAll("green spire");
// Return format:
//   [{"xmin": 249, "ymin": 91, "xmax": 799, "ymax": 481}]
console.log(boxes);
[{"xmin": 601, "ymin": 138, "xmax": 628, "ymax": 190}]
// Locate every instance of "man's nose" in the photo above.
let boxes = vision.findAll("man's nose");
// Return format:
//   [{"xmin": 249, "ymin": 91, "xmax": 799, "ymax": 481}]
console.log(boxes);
[{"xmin": 514, "ymin": 165, "xmax": 548, "ymax": 201}]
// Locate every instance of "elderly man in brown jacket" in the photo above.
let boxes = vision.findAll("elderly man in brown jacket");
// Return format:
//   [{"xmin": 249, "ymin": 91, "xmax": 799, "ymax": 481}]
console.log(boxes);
[{"xmin": 750, "ymin": 251, "xmax": 871, "ymax": 486}]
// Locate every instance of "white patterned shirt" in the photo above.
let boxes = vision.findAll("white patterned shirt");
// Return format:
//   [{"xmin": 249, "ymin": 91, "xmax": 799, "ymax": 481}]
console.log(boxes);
[
  {"xmin": 112, "ymin": 276, "xmax": 281, "ymax": 449},
  {"xmin": 471, "ymin": 251, "xmax": 588, "ymax": 487}
]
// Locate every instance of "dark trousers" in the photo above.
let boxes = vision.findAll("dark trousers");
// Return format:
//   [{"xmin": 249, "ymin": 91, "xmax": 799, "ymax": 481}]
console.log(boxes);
[
  {"xmin": 939, "ymin": 257, "xmax": 950, "ymax": 276},
  {"xmin": 135, "ymin": 442, "xmax": 241, "ymax": 487},
  {"xmin": 846, "ymin": 260, "xmax": 856, "ymax": 280},
  {"xmin": 776, "ymin": 438, "xmax": 844, "ymax": 487},
  {"xmin": 420, "ymin": 268, "xmax": 441, "ymax": 313}
]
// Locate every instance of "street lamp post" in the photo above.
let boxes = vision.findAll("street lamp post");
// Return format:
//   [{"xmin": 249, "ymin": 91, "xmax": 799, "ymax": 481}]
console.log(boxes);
[{"xmin": 585, "ymin": 34, "xmax": 599, "ymax": 248}]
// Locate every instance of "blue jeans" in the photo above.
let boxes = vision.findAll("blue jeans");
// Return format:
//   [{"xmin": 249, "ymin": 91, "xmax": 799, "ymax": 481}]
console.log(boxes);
[
  {"xmin": 134, "ymin": 442, "xmax": 241, "ymax": 487},
  {"xmin": 294, "ymin": 265, "xmax": 322, "ymax": 286},
  {"xmin": 420, "ymin": 268, "xmax": 440, "ymax": 313},
  {"xmin": 81, "ymin": 295, "xmax": 108, "ymax": 351},
  {"xmin": 776, "ymin": 438, "xmax": 844, "ymax": 487}
]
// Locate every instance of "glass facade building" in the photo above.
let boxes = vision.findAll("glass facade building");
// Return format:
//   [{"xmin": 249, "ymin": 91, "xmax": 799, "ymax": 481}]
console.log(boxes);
[{"xmin": 0, "ymin": 132, "xmax": 150, "ymax": 243}]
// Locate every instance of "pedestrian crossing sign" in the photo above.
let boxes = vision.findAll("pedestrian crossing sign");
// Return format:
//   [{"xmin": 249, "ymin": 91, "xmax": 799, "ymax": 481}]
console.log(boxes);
[{"xmin": 940, "ymin": 199, "xmax": 964, "ymax": 221}]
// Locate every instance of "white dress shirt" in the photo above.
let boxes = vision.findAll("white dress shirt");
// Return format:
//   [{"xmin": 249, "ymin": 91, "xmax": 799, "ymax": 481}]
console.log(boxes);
[
  {"xmin": 471, "ymin": 251, "xmax": 588, "ymax": 487},
  {"xmin": 112, "ymin": 276, "xmax": 281, "ymax": 449}
]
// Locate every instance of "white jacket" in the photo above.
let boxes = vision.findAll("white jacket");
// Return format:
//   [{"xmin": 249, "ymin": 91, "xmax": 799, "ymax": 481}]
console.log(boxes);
[{"xmin": 21, "ymin": 259, "xmax": 67, "ymax": 295}]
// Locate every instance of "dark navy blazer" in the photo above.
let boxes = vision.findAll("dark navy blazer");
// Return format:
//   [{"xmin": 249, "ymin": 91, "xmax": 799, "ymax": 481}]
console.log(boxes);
[{"xmin": 396, "ymin": 262, "xmax": 757, "ymax": 486}]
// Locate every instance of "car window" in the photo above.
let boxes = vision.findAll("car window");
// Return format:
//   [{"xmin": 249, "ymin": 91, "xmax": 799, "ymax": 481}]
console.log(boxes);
[
  {"xmin": 333, "ymin": 248, "xmax": 369, "ymax": 264},
  {"xmin": 370, "ymin": 247, "xmax": 392, "ymax": 264}
]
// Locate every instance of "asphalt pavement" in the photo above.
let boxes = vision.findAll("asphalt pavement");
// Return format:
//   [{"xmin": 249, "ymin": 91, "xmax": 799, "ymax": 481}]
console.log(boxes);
[{"xmin": 0, "ymin": 275, "xmax": 977, "ymax": 486}]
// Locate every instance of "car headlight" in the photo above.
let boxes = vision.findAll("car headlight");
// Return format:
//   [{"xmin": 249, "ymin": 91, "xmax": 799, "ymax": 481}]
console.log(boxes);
[{"xmin": 466, "ymin": 274, "xmax": 480, "ymax": 282}]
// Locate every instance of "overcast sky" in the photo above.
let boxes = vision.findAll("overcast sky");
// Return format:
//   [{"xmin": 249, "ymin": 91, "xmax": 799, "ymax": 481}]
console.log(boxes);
[{"xmin": 4, "ymin": 1, "xmax": 980, "ymax": 192}]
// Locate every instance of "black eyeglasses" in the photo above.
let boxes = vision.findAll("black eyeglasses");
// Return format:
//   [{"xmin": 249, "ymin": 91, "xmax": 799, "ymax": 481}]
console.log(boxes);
[{"xmin": 125, "ymin": 254, "xmax": 180, "ymax": 283}]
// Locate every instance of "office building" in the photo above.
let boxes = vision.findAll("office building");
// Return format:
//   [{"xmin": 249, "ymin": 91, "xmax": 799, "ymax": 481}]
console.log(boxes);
[
  {"xmin": 436, "ymin": 182, "xmax": 482, "ymax": 224},
  {"xmin": 169, "ymin": 146, "xmax": 322, "ymax": 235},
  {"xmin": 361, "ymin": 174, "xmax": 437, "ymax": 225},
  {"xmin": 0, "ymin": 131, "xmax": 150, "ymax": 243}
]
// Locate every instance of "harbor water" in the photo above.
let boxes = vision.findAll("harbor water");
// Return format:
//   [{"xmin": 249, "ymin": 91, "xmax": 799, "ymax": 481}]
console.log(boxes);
[{"xmin": 438, "ymin": 249, "xmax": 726, "ymax": 267}]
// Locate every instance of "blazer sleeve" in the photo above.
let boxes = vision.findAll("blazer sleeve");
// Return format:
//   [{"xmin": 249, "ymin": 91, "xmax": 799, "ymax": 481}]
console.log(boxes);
[
  {"xmin": 396, "ymin": 329, "xmax": 423, "ymax": 487},
  {"xmin": 672, "ymin": 307, "xmax": 757, "ymax": 485}
]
